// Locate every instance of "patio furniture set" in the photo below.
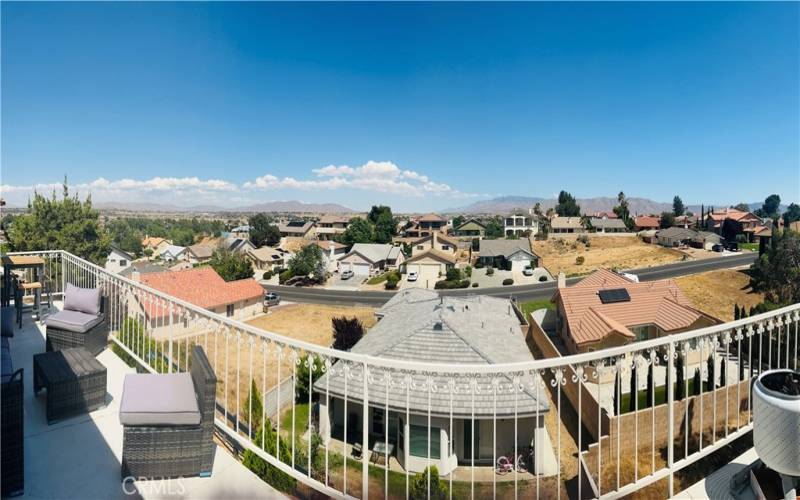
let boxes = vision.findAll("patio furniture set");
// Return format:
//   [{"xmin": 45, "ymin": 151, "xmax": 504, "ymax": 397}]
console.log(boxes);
[{"xmin": 0, "ymin": 282, "xmax": 218, "ymax": 497}]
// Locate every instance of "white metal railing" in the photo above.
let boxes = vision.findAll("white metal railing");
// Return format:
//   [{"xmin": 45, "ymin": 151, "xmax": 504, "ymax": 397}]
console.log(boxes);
[{"xmin": 9, "ymin": 250, "xmax": 799, "ymax": 499}]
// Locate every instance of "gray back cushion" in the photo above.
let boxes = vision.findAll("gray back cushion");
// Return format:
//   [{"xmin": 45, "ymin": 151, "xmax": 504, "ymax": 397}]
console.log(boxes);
[{"xmin": 64, "ymin": 284, "xmax": 101, "ymax": 316}]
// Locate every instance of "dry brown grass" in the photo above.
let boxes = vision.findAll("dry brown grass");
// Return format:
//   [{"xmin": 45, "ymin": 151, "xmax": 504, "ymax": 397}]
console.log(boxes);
[
  {"xmin": 184, "ymin": 304, "xmax": 376, "ymax": 423},
  {"xmin": 675, "ymin": 269, "xmax": 764, "ymax": 321},
  {"xmin": 533, "ymin": 236, "xmax": 684, "ymax": 276}
]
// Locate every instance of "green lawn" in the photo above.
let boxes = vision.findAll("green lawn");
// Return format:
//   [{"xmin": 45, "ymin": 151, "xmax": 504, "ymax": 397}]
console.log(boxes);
[
  {"xmin": 618, "ymin": 379, "xmax": 705, "ymax": 414},
  {"xmin": 280, "ymin": 403, "xmax": 310, "ymax": 440},
  {"xmin": 518, "ymin": 299, "xmax": 554, "ymax": 317},
  {"xmin": 739, "ymin": 242, "xmax": 759, "ymax": 251},
  {"xmin": 366, "ymin": 272, "xmax": 399, "ymax": 285}
]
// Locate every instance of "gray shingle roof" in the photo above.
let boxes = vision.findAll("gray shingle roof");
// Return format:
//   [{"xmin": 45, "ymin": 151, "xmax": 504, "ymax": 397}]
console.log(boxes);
[
  {"xmin": 656, "ymin": 227, "xmax": 698, "ymax": 240},
  {"xmin": 346, "ymin": 243, "xmax": 397, "ymax": 263},
  {"xmin": 314, "ymin": 289, "xmax": 549, "ymax": 417},
  {"xmin": 590, "ymin": 218, "xmax": 628, "ymax": 230},
  {"xmin": 479, "ymin": 239, "xmax": 537, "ymax": 259}
]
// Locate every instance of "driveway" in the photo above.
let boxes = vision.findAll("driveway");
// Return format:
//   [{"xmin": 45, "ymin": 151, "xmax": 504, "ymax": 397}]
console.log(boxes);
[
  {"xmin": 325, "ymin": 273, "xmax": 365, "ymax": 290},
  {"xmin": 400, "ymin": 266, "xmax": 440, "ymax": 289}
]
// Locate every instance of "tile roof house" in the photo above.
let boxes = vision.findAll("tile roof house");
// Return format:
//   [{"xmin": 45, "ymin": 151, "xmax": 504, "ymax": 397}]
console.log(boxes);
[
  {"xmin": 141, "ymin": 236, "xmax": 172, "ymax": 254},
  {"xmin": 135, "ymin": 267, "xmax": 263, "ymax": 337},
  {"xmin": 339, "ymin": 243, "xmax": 405, "ymax": 277},
  {"xmin": 404, "ymin": 213, "xmax": 447, "ymax": 238},
  {"xmin": 549, "ymin": 217, "xmax": 586, "ymax": 234},
  {"xmin": 187, "ymin": 243, "xmax": 216, "ymax": 264},
  {"xmin": 278, "ymin": 220, "xmax": 316, "ymax": 239},
  {"xmin": 315, "ymin": 215, "xmax": 353, "ymax": 241},
  {"xmin": 504, "ymin": 213, "xmax": 539, "ymax": 238},
  {"xmin": 705, "ymin": 208, "xmax": 763, "ymax": 241},
  {"xmin": 552, "ymin": 269, "xmax": 719, "ymax": 354},
  {"xmin": 160, "ymin": 244, "xmax": 187, "ymax": 262},
  {"xmin": 633, "ymin": 216, "xmax": 661, "ymax": 231},
  {"xmin": 314, "ymin": 289, "xmax": 553, "ymax": 474},
  {"xmin": 311, "ymin": 240, "xmax": 348, "ymax": 272},
  {"xmin": 104, "ymin": 246, "xmax": 134, "ymax": 274},
  {"xmin": 656, "ymin": 227, "xmax": 698, "ymax": 247},
  {"xmin": 246, "ymin": 246, "xmax": 287, "ymax": 271},
  {"xmin": 452, "ymin": 218, "xmax": 487, "ymax": 238},
  {"xmin": 478, "ymin": 239, "xmax": 539, "ymax": 269},
  {"xmin": 589, "ymin": 217, "xmax": 629, "ymax": 233}
]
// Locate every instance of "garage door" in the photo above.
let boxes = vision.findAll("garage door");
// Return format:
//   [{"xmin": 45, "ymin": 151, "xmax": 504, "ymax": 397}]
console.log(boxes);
[{"xmin": 349, "ymin": 262, "xmax": 371, "ymax": 276}]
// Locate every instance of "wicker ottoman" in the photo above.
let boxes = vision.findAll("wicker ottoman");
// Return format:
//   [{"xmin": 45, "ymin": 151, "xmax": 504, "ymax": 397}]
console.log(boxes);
[{"xmin": 33, "ymin": 348, "xmax": 107, "ymax": 424}]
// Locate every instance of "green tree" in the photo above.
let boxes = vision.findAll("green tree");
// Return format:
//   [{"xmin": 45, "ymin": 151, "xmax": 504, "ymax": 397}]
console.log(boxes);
[
  {"xmin": 249, "ymin": 214, "xmax": 280, "ymax": 247},
  {"xmin": 733, "ymin": 203, "xmax": 751, "ymax": 212},
  {"xmin": 673, "ymin": 196, "xmax": 685, "ymax": 217},
  {"xmin": 659, "ymin": 212, "xmax": 675, "ymax": 229},
  {"xmin": 341, "ymin": 217, "xmax": 373, "ymax": 246},
  {"xmin": 331, "ymin": 316, "xmax": 365, "ymax": 351},
  {"xmin": 368, "ymin": 205, "xmax": 397, "ymax": 244},
  {"xmin": 759, "ymin": 194, "xmax": 782, "ymax": 219},
  {"xmin": 445, "ymin": 268, "xmax": 462, "ymax": 281},
  {"xmin": 295, "ymin": 354, "xmax": 323, "ymax": 403},
  {"xmin": 209, "ymin": 247, "xmax": 254, "ymax": 281},
  {"xmin": 693, "ymin": 368, "xmax": 701, "ymax": 396},
  {"xmin": 483, "ymin": 216, "xmax": 504, "ymax": 239},
  {"xmin": 410, "ymin": 466, "xmax": 448, "ymax": 500},
  {"xmin": 288, "ymin": 244, "xmax": 324, "ymax": 279},
  {"xmin": 749, "ymin": 230, "xmax": 800, "ymax": 304},
  {"xmin": 706, "ymin": 354, "xmax": 716, "ymax": 391},
  {"xmin": 613, "ymin": 191, "xmax": 631, "ymax": 223},
  {"xmin": 783, "ymin": 203, "xmax": 800, "ymax": 226},
  {"xmin": 244, "ymin": 379, "xmax": 264, "ymax": 433},
  {"xmin": 8, "ymin": 181, "xmax": 112, "ymax": 264},
  {"xmin": 676, "ymin": 352, "xmax": 686, "ymax": 400},
  {"xmin": 451, "ymin": 215, "xmax": 466, "ymax": 230},
  {"xmin": 242, "ymin": 422, "xmax": 296, "ymax": 493},
  {"xmin": 555, "ymin": 191, "xmax": 581, "ymax": 217}
]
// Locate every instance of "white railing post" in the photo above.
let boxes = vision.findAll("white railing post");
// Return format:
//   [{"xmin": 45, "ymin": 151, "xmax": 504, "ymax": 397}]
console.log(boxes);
[
  {"xmin": 667, "ymin": 341, "xmax": 675, "ymax": 497},
  {"xmin": 168, "ymin": 303, "xmax": 174, "ymax": 373},
  {"xmin": 362, "ymin": 362, "xmax": 369, "ymax": 499}
]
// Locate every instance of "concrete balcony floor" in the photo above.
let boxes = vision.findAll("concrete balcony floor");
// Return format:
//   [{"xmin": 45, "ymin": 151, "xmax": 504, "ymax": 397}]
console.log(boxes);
[{"xmin": 7, "ymin": 303, "xmax": 285, "ymax": 499}]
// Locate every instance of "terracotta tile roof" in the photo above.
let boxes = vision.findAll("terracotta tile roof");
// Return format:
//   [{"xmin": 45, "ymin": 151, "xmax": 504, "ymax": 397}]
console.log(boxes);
[
  {"xmin": 634, "ymin": 216, "xmax": 661, "ymax": 229},
  {"xmin": 312, "ymin": 240, "xmax": 347, "ymax": 251},
  {"xmin": 707, "ymin": 208, "xmax": 760, "ymax": 223},
  {"xmin": 318, "ymin": 214, "xmax": 352, "ymax": 224},
  {"xmin": 553, "ymin": 269, "xmax": 710, "ymax": 347},
  {"xmin": 140, "ymin": 267, "xmax": 262, "ymax": 316},
  {"xmin": 141, "ymin": 236, "xmax": 168, "ymax": 248}
]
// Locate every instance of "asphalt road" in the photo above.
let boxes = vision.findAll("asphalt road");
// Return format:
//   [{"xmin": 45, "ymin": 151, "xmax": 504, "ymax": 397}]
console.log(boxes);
[{"xmin": 263, "ymin": 252, "xmax": 757, "ymax": 307}]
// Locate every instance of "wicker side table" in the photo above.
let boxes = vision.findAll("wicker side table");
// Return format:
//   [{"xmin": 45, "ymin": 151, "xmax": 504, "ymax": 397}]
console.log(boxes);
[{"xmin": 33, "ymin": 348, "xmax": 107, "ymax": 424}]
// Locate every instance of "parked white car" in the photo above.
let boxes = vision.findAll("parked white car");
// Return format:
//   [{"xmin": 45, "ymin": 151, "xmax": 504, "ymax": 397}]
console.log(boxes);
[
  {"xmin": 522, "ymin": 265, "xmax": 534, "ymax": 276},
  {"xmin": 341, "ymin": 269, "xmax": 354, "ymax": 280},
  {"xmin": 407, "ymin": 271, "xmax": 418, "ymax": 282}
]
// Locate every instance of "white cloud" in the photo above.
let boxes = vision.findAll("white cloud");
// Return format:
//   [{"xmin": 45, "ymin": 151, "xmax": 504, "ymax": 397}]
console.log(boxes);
[{"xmin": 249, "ymin": 160, "xmax": 477, "ymax": 198}]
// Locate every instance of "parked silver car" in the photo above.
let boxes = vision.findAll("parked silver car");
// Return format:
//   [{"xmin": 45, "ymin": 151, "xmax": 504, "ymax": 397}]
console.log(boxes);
[{"xmin": 263, "ymin": 292, "xmax": 281, "ymax": 309}]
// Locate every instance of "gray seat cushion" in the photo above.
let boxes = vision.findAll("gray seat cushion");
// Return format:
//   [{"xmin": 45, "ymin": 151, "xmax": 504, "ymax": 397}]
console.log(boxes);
[
  {"xmin": 45, "ymin": 309, "xmax": 103, "ymax": 333},
  {"xmin": 64, "ymin": 284, "xmax": 101, "ymax": 315},
  {"xmin": 120, "ymin": 373, "xmax": 201, "ymax": 426}
]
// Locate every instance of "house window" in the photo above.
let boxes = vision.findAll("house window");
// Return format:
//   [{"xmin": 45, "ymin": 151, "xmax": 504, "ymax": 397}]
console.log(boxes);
[
  {"xmin": 119, "ymin": 259, "xmax": 127, "ymax": 267},
  {"xmin": 226, "ymin": 304, "xmax": 235, "ymax": 317},
  {"xmin": 409, "ymin": 424, "xmax": 440, "ymax": 459},
  {"xmin": 417, "ymin": 245, "xmax": 424, "ymax": 250},
  {"xmin": 442, "ymin": 245, "xmax": 450, "ymax": 251}
]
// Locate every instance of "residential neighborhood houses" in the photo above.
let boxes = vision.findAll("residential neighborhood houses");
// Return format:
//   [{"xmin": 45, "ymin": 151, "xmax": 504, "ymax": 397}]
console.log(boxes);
[{"xmin": 99, "ymin": 192, "xmax": 791, "ymax": 294}]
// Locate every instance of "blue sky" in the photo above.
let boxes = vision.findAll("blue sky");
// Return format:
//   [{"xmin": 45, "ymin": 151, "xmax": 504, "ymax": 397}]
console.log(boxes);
[{"xmin": 2, "ymin": 2, "xmax": 798, "ymax": 211}]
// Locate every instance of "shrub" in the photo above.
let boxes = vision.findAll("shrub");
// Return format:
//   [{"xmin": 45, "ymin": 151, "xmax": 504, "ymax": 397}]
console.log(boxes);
[
  {"xmin": 410, "ymin": 466, "xmax": 448, "ymax": 500},
  {"xmin": 474, "ymin": 260, "xmax": 484, "ymax": 269},
  {"xmin": 243, "ymin": 379, "xmax": 264, "ymax": 432},
  {"xmin": 577, "ymin": 234, "xmax": 590, "ymax": 245},
  {"xmin": 575, "ymin": 256, "xmax": 585, "ymax": 265},
  {"xmin": 471, "ymin": 282, "xmax": 479, "ymax": 288},
  {"xmin": 446, "ymin": 268, "xmax": 462, "ymax": 281},
  {"xmin": 502, "ymin": 278, "xmax": 514, "ymax": 286},
  {"xmin": 385, "ymin": 277, "xmax": 398, "ymax": 290},
  {"xmin": 538, "ymin": 275, "xmax": 548, "ymax": 282},
  {"xmin": 243, "ymin": 424, "xmax": 296, "ymax": 493},
  {"xmin": 262, "ymin": 270, "xmax": 273, "ymax": 280},
  {"xmin": 434, "ymin": 279, "xmax": 470, "ymax": 289},
  {"xmin": 278, "ymin": 269, "xmax": 294, "ymax": 284},
  {"xmin": 486, "ymin": 267, "xmax": 494, "ymax": 276},
  {"xmin": 465, "ymin": 266, "xmax": 472, "ymax": 278},
  {"xmin": 332, "ymin": 317, "xmax": 365, "ymax": 351},
  {"xmin": 295, "ymin": 354, "xmax": 322, "ymax": 403}
]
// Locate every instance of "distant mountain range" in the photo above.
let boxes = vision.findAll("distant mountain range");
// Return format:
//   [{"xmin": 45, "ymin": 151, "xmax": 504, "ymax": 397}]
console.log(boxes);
[
  {"xmin": 93, "ymin": 200, "xmax": 355, "ymax": 213},
  {"xmin": 444, "ymin": 196, "xmax": 788, "ymax": 216}
]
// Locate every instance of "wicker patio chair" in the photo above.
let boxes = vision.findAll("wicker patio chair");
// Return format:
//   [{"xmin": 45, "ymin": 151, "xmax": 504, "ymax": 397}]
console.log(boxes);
[
  {"xmin": 45, "ymin": 284, "xmax": 108, "ymax": 356},
  {"xmin": 1, "ymin": 336, "xmax": 24, "ymax": 497},
  {"xmin": 120, "ymin": 346, "xmax": 217, "ymax": 479}
]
